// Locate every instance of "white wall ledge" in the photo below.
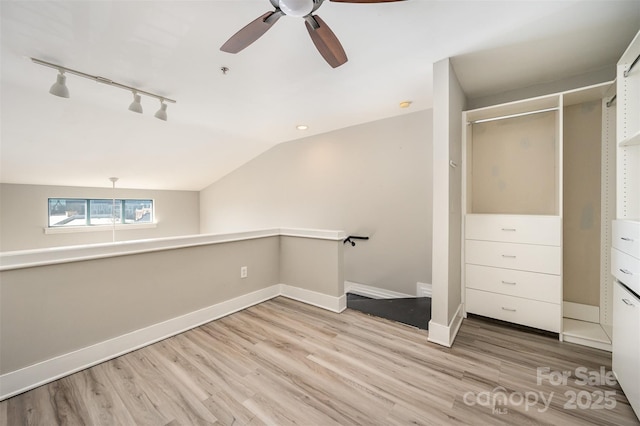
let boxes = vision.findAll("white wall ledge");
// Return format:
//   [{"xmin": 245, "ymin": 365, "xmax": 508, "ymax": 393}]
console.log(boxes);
[
  {"xmin": 0, "ymin": 228, "xmax": 345, "ymax": 271},
  {"xmin": 44, "ymin": 223, "xmax": 157, "ymax": 234}
]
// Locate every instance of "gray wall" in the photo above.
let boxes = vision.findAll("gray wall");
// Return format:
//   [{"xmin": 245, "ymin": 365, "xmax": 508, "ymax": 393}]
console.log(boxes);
[
  {"xmin": 281, "ymin": 236, "xmax": 344, "ymax": 297},
  {"xmin": 431, "ymin": 58, "xmax": 466, "ymax": 332},
  {"xmin": 0, "ymin": 233, "xmax": 344, "ymax": 377},
  {"xmin": 0, "ymin": 183, "xmax": 200, "ymax": 251},
  {"xmin": 0, "ymin": 237, "xmax": 280, "ymax": 373},
  {"xmin": 200, "ymin": 111, "xmax": 433, "ymax": 295}
]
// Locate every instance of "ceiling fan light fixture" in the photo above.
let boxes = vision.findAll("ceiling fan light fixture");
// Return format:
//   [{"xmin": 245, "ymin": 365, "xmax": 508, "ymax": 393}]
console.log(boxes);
[
  {"xmin": 279, "ymin": 0, "xmax": 314, "ymax": 17},
  {"xmin": 128, "ymin": 92, "xmax": 143, "ymax": 113},
  {"xmin": 49, "ymin": 71, "xmax": 70, "ymax": 98}
]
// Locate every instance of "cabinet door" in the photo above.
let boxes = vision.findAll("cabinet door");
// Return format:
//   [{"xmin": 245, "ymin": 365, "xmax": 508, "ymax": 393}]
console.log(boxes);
[{"xmin": 612, "ymin": 282, "xmax": 640, "ymax": 417}]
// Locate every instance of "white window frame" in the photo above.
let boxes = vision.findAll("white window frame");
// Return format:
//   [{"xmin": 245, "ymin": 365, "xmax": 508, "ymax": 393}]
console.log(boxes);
[{"xmin": 45, "ymin": 198, "xmax": 156, "ymax": 234}]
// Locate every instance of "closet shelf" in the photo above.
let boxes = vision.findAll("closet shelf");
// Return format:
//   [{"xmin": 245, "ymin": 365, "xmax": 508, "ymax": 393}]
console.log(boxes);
[{"xmin": 619, "ymin": 129, "xmax": 640, "ymax": 147}]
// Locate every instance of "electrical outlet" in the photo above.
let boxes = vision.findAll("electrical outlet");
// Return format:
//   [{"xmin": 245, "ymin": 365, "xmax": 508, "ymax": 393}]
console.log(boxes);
[{"xmin": 240, "ymin": 266, "xmax": 248, "ymax": 279}]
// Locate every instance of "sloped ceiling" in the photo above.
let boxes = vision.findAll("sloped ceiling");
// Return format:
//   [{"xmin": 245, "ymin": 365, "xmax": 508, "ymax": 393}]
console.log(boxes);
[{"xmin": 1, "ymin": 0, "xmax": 638, "ymax": 190}]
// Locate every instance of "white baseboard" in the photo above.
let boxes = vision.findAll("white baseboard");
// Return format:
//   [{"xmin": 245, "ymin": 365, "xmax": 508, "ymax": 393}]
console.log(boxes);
[
  {"xmin": 1, "ymin": 284, "xmax": 347, "ymax": 401},
  {"xmin": 416, "ymin": 282, "xmax": 432, "ymax": 298},
  {"xmin": 344, "ymin": 281, "xmax": 413, "ymax": 299},
  {"xmin": 427, "ymin": 303, "xmax": 463, "ymax": 347},
  {"xmin": 563, "ymin": 301, "xmax": 600, "ymax": 323},
  {"xmin": 280, "ymin": 284, "xmax": 346, "ymax": 313}
]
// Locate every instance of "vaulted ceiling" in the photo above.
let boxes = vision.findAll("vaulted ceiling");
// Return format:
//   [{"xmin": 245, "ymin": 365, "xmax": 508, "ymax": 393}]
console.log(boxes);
[{"xmin": 1, "ymin": 1, "xmax": 639, "ymax": 190}]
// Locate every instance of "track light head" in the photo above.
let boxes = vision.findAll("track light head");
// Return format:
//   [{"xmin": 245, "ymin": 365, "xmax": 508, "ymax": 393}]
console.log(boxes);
[
  {"xmin": 128, "ymin": 93, "xmax": 143, "ymax": 114},
  {"xmin": 154, "ymin": 102, "xmax": 168, "ymax": 121},
  {"xmin": 49, "ymin": 72, "xmax": 70, "ymax": 98}
]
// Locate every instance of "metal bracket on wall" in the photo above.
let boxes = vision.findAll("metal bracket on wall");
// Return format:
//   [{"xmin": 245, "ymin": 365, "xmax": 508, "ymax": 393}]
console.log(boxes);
[{"xmin": 343, "ymin": 236, "xmax": 369, "ymax": 246}]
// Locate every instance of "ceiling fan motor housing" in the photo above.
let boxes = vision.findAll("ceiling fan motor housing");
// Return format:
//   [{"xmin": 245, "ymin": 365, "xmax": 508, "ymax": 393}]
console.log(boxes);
[{"xmin": 278, "ymin": 0, "xmax": 316, "ymax": 17}]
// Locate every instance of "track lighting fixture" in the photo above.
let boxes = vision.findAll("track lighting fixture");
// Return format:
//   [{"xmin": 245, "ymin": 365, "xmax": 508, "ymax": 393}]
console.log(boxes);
[
  {"xmin": 31, "ymin": 58, "xmax": 176, "ymax": 121},
  {"xmin": 154, "ymin": 101, "xmax": 168, "ymax": 121},
  {"xmin": 128, "ymin": 92, "xmax": 143, "ymax": 114},
  {"xmin": 49, "ymin": 71, "xmax": 70, "ymax": 98}
]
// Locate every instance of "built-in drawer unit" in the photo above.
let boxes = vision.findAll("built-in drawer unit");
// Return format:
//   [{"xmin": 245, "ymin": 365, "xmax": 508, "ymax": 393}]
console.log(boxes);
[
  {"xmin": 466, "ymin": 214, "xmax": 561, "ymax": 246},
  {"xmin": 612, "ymin": 220, "xmax": 640, "ymax": 259},
  {"xmin": 466, "ymin": 289, "xmax": 561, "ymax": 332},
  {"xmin": 465, "ymin": 264, "xmax": 561, "ymax": 303},
  {"xmin": 466, "ymin": 240, "xmax": 561, "ymax": 274},
  {"xmin": 612, "ymin": 247, "xmax": 640, "ymax": 296},
  {"xmin": 612, "ymin": 220, "xmax": 640, "ymax": 296},
  {"xmin": 464, "ymin": 214, "xmax": 562, "ymax": 333}
]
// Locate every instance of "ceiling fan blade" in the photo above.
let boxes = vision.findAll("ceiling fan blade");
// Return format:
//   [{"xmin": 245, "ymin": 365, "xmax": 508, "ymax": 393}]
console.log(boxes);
[
  {"xmin": 329, "ymin": 0, "xmax": 405, "ymax": 3},
  {"xmin": 305, "ymin": 16, "xmax": 348, "ymax": 68},
  {"xmin": 220, "ymin": 11, "xmax": 282, "ymax": 53}
]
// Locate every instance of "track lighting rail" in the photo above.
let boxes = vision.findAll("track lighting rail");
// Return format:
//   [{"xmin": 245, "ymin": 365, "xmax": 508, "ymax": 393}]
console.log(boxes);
[
  {"xmin": 30, "ymin": 57, "xmax": 176, "ymax": 104},
  {"xmin": 343, "ymin": 236, "xmax": 369, "ymax": 246}
]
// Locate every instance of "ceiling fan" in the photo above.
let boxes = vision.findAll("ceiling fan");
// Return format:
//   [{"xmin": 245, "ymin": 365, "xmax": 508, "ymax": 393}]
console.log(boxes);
[{"xmin": 220, "ymin": 0, "xmax": 405, "ymax": 68}]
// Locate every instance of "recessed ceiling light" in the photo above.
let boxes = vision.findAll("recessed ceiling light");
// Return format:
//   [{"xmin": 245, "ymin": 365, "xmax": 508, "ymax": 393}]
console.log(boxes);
[
  {"xmin": 296, "ymin": 125, "xmax": 308, "ymax": 130},
  {"xmin": 399, "ymin": 101, "xmax": 412, "ymax": 109}
]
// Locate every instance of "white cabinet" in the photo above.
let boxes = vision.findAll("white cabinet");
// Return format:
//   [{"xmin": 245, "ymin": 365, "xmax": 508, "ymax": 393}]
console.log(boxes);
[
  {"xmin": 464, "ymin": 214, "xmax": 562, "ymax": 333},
  {"xmin": 612, "ymin": 281, "xmax": 640, "ymax": 419},
  {"xmin": 612, "ymin": 29, "xmax": 640, "ymax": 420}
]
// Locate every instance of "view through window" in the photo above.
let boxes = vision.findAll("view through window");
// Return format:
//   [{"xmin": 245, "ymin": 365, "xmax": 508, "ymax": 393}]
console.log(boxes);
[{"xmin": 48, "ymin": 198, "xmax": 153, "ymax": 227}]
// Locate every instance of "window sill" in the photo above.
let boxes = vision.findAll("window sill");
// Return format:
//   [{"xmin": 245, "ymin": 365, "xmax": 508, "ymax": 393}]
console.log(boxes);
[{"xmin": 44, "ymin": 223, "xmax": 157, "ymax": 235}]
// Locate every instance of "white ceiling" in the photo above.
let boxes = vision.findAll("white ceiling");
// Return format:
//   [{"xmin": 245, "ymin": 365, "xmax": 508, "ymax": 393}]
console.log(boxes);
[{"xmin": 1, "ymin": 0, "xmax": 639, "ymax": 191}]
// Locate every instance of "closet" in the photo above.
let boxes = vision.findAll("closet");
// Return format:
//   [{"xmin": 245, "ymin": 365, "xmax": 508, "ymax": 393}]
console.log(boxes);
[{"xmin": 461, "ymin": 82, "xmax": 617, "ymax": 346}]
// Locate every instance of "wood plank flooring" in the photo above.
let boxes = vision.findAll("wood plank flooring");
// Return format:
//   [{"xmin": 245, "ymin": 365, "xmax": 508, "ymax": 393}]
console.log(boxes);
[{"xmin": 2, "ymin": 296, "xmax": 639, "ymax": 425}]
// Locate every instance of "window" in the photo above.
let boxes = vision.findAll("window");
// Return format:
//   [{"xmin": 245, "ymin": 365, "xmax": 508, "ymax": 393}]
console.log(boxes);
[{"xmin": 48, "ymin": 198, "xmax": 153, "ymax": 227}]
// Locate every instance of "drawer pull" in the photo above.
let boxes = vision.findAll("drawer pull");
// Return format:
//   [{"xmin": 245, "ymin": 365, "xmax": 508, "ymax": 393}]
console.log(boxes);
[
  {"xmin": 619, "ymin": 268, "xmax": 633, "ymax": 275},
  {"xmin": 501, "ymin": 307, "xmax": 516, "ymax": 312},
  {"xmin": 622, "ymin": 299, "xmax": 636, "ymax": 307},
  {"xmin": 502, "ymin": 255, "xmax": 516, "ymax": 258},
  {"xmin": 501, "ymin": 280, "xmax": 517, "ymax": 285},
  {"xmin": 501, "ymin": 228, "xmax": 516, "ymax": 232},
  {"xmin": 620, "ymin": 237, "xmax": 635, "ymax": 242}
]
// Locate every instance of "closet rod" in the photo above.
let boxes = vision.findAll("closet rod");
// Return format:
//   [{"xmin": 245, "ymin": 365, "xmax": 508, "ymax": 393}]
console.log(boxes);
[
  {"xmin": 606, "ymin": 94, "xmax": 617, "ymax": 108},
  {"xmin": 468, "ymin": 107, "xmax": 558, "ymax": 125},
  {"xmin": 623, "ymin": 53, "xmax": 640, "ymax": 77}
]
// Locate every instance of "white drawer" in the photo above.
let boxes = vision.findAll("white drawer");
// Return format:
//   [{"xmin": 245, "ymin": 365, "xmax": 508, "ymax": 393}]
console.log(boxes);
[
  {"xmin": 612, "ymin": 247, "xmax": 640, "ymax": 296},
  {"xmin": 465, "ymin": 214, "xmax": 561, "ymax": 246},
  {"xmin": 466, "ymin": 240, "xmax": 562, "ymax": 274},
  {"xmin": 465, "ymin": 264, "xmax": 561, "ymax": 303},
  {"xmin": 612, "ymin": 220, "xmax": 640, "ymax": 259},
  {"xmin": 466, "ymin": 289, "xmax": 561, "ymax": 332}
]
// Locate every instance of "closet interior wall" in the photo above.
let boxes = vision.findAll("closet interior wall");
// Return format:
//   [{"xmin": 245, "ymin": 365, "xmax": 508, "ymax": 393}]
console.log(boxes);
[{"xmin": 561, "ymin": 84, "xmax": 617, "ymax": 341}]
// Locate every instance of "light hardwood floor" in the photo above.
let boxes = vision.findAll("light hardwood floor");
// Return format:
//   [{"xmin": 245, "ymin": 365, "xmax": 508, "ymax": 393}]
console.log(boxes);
[{"xmin": 2, "ymin": 296, "xmax": 639, "ymax": 425}]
